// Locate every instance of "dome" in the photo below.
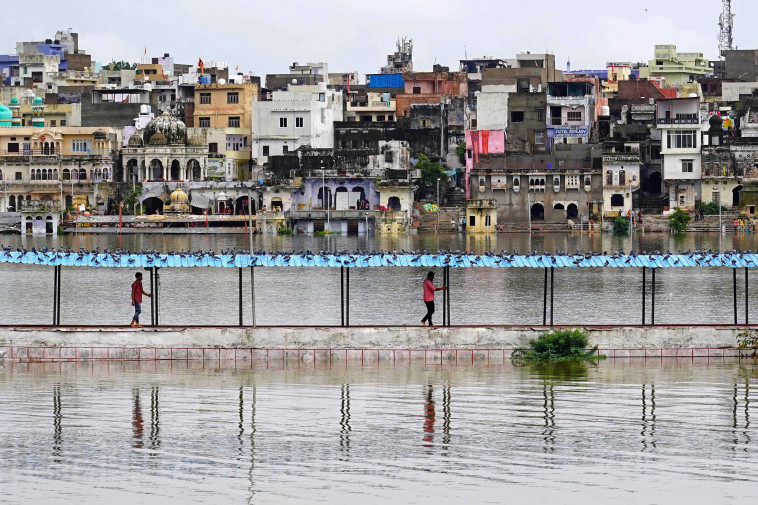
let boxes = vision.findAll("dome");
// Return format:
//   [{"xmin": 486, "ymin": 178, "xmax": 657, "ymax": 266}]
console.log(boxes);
[
  {"xmin": 149, "ymin": 132, "xmax": 168, "ymax": 145},
  {"xmin": 32, "ymin": 96, "xmax": 44, "ymax": 106},
  {"xmin": 170, "ymin": 187, "xmax": 189, "ymax": 205},
  {"xmin": 9, "ymin": 97, "xmax": 19, "ymax": 106},
  {"xmin": 94, "ymin": 129, "xmax": 107, "ymax": 140},
  {"xmin": 0, "ymin": 103, "xmax": 12, "ymax": 123},
  {"xmin": 709, "ymin": 114, "xmax": 723, "ymax": 127},
  {"xmin": 127, "ymin": 134, "xmax": 143, "ymax": 147},
  {"xmin": 187, "ymin": 135, "xmax": 204, "ymax": 146},
  {"xmin": 143, "ymin": 110, "xmax": 187, "ymax": 145}
]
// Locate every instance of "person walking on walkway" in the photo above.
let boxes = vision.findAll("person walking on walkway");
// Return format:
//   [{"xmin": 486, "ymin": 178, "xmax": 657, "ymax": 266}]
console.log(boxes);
[
  {"xmin": 131, "ymin": 272, "xmax": 151, "ymax": 328},
  {"xmin": 421, "ymin": 271, "xmax": 446, "ymax": 329}
]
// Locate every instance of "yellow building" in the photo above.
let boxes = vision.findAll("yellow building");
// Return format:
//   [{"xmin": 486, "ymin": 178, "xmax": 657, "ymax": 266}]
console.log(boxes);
[
  {"xmin": 0, "ymin": 126, "xmax": 116, "ymax": 213},
  {"xmin": 136, "ymin": 63, "xmax": 164, "ymax": 81},
  {"xmin": 193, "ymin": 82, "xmax": 258, "ymax": 181},
  {"xmin": 466, "ymin": 199, "xmax": 497, "ymax": 233}
]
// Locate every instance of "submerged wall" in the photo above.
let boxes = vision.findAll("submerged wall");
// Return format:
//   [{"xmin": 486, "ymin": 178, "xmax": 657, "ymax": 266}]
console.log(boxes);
[{"xmin": 0, "ymin": 325, "xmax": 747, "ymax": 361}]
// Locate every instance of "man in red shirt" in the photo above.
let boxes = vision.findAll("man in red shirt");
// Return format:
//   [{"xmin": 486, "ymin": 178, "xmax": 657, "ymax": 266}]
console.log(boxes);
[
  {"xmin": 421, "ymin": 271, "xmax": 446, "ymax": 329},
  {"xmin": 131, "ymin": 272, "xmax": 151, "ymax": 328}
]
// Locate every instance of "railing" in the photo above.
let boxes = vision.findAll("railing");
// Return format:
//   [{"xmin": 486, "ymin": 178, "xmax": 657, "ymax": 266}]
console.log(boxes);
[
  {"xmin": 656, "ymin": 117, "xmax": 699, "ymax": 125},
  {"xmin": 18, "ymin": 201, "xmax": 60, "ymax": 212},
  {"xmin": 0, "ymin": 149, "xmax": 110, "ymax": 158}
]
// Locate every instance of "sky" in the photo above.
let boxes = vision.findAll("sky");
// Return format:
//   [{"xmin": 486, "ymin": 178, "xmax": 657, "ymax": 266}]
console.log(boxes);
[{"xmin": 2, "ymin": 0, "xmax": 756, "ymax": 81}]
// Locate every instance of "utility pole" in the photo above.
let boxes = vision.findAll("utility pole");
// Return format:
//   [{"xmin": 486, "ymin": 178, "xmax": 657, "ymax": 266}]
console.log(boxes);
[{"xmin": 436, "ymin": 177, "xmax": 441, "ymax": 234}]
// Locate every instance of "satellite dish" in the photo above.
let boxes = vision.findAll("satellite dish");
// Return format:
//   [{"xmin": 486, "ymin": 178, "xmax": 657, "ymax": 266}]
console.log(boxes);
[{"xmin": 144, "ymin": 75, "xmax": 150, "ymax": 81}]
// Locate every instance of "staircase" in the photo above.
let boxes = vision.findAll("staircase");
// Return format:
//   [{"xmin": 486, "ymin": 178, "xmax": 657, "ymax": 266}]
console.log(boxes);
[
  {"xmin": 417, "ymin": 208, "xmax": 462, "ymax": 232},
  {"xmin": 640, "ymin": 195, "xmax": 666, "ymax": 215}
]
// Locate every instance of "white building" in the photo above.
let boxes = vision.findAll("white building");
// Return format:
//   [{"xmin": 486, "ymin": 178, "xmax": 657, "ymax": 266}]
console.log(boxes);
[
  {"xmin": 657, "ymin": 97, "xmax": 702, "ymax": 211},
  {"xmin": 251, "ymin": 84, "xmax": 343, "ymax": 165},
  {"xmin": 474, "ymin": 84, "xmax": 514, "ymax": 131},
  {"xmin": 546, "ymin": 82, "xmax": 593, "ymax": 145},
  {"xmin": 602, "ymin": 149, "xmax": 641, "ymax": 217}
]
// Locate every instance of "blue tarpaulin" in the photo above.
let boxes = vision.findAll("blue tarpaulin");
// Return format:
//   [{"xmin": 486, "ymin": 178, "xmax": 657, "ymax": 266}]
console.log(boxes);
[{"xmin": 1, "ymin": 251, "xmax": 757, "ymax": 269}]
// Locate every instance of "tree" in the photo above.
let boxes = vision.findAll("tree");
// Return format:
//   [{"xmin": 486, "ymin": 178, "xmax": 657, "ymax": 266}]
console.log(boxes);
[
  {"xmin": 669, "ymin": 207, "xmax": 691, "ymax": 233},
  {"xmin": 456, "ymin": 142, "xmax": 466, "ymax": 166},
  {"xmin": 416, "ymin": 155, "xmax": 448, "ymax": 187},
  {"xmin": 107, "ymin": 61, "xmax": 138, "ymax": 71}
]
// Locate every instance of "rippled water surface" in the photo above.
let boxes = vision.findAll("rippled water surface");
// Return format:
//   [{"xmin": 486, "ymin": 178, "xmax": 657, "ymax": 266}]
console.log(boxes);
[
  {"xmin": 1, "ymin": 359, "xmax": 757, "ymax": 504},
  {"xmin": 3, "ymin": 232, "xmax": 758, "ymax": 326}
]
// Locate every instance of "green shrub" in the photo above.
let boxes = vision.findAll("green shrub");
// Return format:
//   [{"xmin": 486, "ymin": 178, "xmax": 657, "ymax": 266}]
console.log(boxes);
[
  {"xmin": 737, "ymin": 329, "xmax": 758, "ymax": 357},
  {"xmin": 511, "ymin": 329, "xmax": 605, "ymax": 362},
  {"xmin": 277, "ymin": 226, "xmax": 293, "ymax": 236},
  {"xmin": 613, "ymin": 216, "xmax": 630, "ymax": 236},
  {"xmin": 669, "ymin": 207, "xmax": 691, "ymax": 233},
  {"xmin": 695, "ymin": 201, "xmax": 726, "ymax": 216}
]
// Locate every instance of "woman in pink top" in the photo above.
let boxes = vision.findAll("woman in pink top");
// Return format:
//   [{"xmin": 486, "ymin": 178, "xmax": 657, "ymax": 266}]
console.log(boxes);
[{"xmin": 421, "ymin": 271, "xmax": 446, "ymax": 328}]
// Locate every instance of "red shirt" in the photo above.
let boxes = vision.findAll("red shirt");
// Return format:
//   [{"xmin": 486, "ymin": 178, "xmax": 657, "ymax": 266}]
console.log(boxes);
[
  {"xmin": 132, "ymin": 280, "xmax": 145, "ymax": 303},
  {"xmin": 424, "ymin": 279, "xmax": 436, "ymax": 302}
]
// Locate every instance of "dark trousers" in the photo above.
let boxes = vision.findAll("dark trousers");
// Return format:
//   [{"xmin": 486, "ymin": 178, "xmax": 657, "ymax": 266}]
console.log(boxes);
[{"xmin": 421, "ymin": 301, "xmax": 435, "ymax": 326}]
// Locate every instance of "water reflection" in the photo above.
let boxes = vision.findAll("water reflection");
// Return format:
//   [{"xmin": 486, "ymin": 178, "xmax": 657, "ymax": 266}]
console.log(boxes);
[
  {"xmin": 542, "ymin": 384, "xmax": 555, "ymax": 453},
  {"xmin": 339, "ymin": 383, "xmax": 351, "ymax": 457},
  {"xmin": 132, "ymin": 388, "xmax": 143, "ymax": 449},
  {"xmin": 1, "ymin": 360, "xmax": 758, "ymax": 504},
  {"xmin": 641, "ymin": 384, "xmax": 657, "ymax": 450},
  {"xmin": 52, "ymin": 384, "xmax": 61, "ymax": 462},
  {"xmin": 423, "ymin": 384, "xmax": 435, "ymax": 450}
]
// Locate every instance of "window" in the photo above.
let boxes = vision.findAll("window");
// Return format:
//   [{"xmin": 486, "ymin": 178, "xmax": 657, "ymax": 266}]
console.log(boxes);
[
  {"xmin": 227, "ymin": 92, "xmax": 239, "ymax": 104},
  {"xmin": 584, "ymin": 176, "xmax": 592, "ymax": 189},
  {"xmin": 318, "ymin": 93, "xmax": 326, "ymax": 102},
  {"xmin": 510, "ymin": 111, "xmax": 524, "ymax": 123},
  {"xmin": 283, "ymin": 145, "xmax": 289, "ymax": 154},
  {"xmin": 619, "ymin": 169, "xmax": 626, "ymax": 185},
  {"xmin": 566, "ymin": 175, "xmax": 580, "ymax": 189},
  {"xmin": 279, "ymin": 117, "xmax": 288, "ymax": 128},
  {"xmin": 413, "ymin": 86, "xmax": 422, "ymax": 94},
  {"xmin": 50, "ymin": 120, "xmax": 56, "ymax": 126},
  {"xmin": 228, "ymin": 116, "xmax": 240, "ymax": 128},
  {"xmin": 420, "ymin": 119, "xmax": 432, "ymax": 128},
  {"xmin": 360, "ymin": 115, "xmax": 372, "ymax": 122},
  {"xmin": 466, "ymin": 149, "xmax": 472, "ymax": 159},
  {"xmin": 60, "ymin": 120, "xmax": 66, "ymax": 126},
  {"xmin": 7, "ymin": 143, "xmax": 19, "ymax": 153},
  {"xmin": 534, "ymin": 131, "xmax": 545, "ymax": 145},
  {"xmin": 469, "ymin": 215, "xmax": 476, "ymax": 226},
  {"xmin": 295, "ymin": 117, "xmax": 304, "ymax": 128},
  {"xmin": 667, "ymin": 130, "xmax": 697, "ymax": 149},
  {"xmin": 567, "ymin": 111, "xmax": 582, "ymax": 122},
  {"xmin": 388, "ymin": 115, "xmax": 394, "ymax": 121},
  {"xmin": 537, "ymin": 110, "xmax": 545, "ymax": 122},
  {"xmin": 209, "ymin": 142, "xmax": 218, "ymax": 153},
  {"xmin": 199, "ymin": 117, "xmax": 210, "ymax": 128},
  {"xmin": 15, "ymin": 172, "xmax": 22, "ymax": 180},
  {"xmin": 606, "ymin": 170, "xmax": 613, "ymax": 185},
  {"xmin": 376, "ymin": 115, "xmax": 385, "ymax": 122},
  {"xmin": 682, "ymin": 159, "xmax": 694, "ymax": 173},
  {"xmin": 262, "ymin": 145, "xmax": 269, "ymax": 156},
  {"xmin": 385, "ymin": 151, "xmax": 394, "ymax": 162},
  {"xmin": 72, "ymin": 140, "xmax": 91, "ymax": 153},
  {"xmin": 199, "ymin": 93, "xmax": 211, "ymax": 104}
]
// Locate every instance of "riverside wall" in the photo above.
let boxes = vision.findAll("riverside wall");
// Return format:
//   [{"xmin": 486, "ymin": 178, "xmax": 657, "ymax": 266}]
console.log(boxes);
[{"xmin": 0, "ymin": 325, "xmax": 750, "ymax": 361}]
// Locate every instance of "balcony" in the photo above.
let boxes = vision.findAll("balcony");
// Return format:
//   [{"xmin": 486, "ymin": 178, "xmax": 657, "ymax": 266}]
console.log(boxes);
[
  {"xmin": 19, "ymin": 200, "xmax": 60, "ymax": 213},
  {"xmin": 547, "ymin": 96, "xmax": 588, "ymax": 107},
  {"xmin": 602, "ymin": 154, "xmax": 641, "ymax": 164},
  {"xmin": 656, "ymin": 117, "xmax": 698, "ymax": 125},
  {"xmin": 702, "ymin": 165, "xmax": 744, "ymax": 178},
  {"xmin": 0, "ymin": 149, "xmax": 112, "ymax": 161}
]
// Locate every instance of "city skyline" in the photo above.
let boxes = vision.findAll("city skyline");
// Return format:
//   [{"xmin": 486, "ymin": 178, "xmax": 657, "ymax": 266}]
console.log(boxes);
[{"xmin": 2, "ymin": 0, "xmax": 754, "ymax": 79}]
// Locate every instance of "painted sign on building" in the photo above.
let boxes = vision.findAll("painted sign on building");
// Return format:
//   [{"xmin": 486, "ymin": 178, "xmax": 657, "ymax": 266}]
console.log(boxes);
[
  {"xmin": 208, "ymin": 158, "xmax": 225, "ymax": 181},
  {"xmin": 549, "ymin": 127, "xmax": 589, "ymax": 138}
]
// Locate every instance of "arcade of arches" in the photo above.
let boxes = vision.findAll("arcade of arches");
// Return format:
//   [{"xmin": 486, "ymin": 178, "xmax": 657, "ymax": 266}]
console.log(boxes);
[{"xmin": 126, "ymin": 158, "xmax": 204, "ymax": 182}]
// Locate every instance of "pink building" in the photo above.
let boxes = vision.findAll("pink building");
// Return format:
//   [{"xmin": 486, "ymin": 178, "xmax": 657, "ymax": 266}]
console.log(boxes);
[{"xmin": 465, "ymin": 130, "xmax": 505, "ymax": 198}]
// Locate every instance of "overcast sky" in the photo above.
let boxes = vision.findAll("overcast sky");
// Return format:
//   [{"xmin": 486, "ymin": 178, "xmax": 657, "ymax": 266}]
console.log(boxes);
[{"xmin": 2, "ymin": 0, "xmax": 755, "ymax": 80}]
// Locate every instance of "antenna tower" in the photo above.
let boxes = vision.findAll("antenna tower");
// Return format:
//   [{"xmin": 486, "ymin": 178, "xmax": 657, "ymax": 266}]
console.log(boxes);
[{"xmin": 718, "ymin": 0, "xmax": 734, "ymax": 57}]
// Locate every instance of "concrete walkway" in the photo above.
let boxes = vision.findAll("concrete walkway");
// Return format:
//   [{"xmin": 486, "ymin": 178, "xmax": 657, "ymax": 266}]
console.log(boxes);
[{"xmin": 0, "ymin": 325, "xmax": 749, "ymax": 362}]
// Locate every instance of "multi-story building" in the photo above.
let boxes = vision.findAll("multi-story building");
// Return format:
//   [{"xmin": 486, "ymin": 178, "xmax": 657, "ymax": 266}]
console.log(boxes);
[
  {"xmin": 639, "ymin": 45, "xmax": 711, "ymax": 87},
  {"xmin": 657, "ymin": 97, "xmax": 702, "ymax": 211},
  {"xmin": 345, "ymin": 92, "xmax": 396, "ymax": 122},
  {"xmin": 602, "ymin": 142, "xmax": 641, "ymax": 218},
  {"xmin": 251, "ymin": 84, "xmax": 343, "ymax": 165},
  {"xmin": 546, "ymin": 82, "xmax": 594, "ymax": 145},
  {"xmin": 193, "ymin": 82, "xmax": 258, "ymax": 181},
  {"xmin": 0, "ymin": 121, "xmax": 116, "ymax": 216}
]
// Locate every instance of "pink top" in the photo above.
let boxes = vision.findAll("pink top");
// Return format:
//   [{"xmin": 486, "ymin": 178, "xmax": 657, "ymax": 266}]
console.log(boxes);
[{"xmin": 424, "ymin": 279, "xmax": 435, "ymax": 302}]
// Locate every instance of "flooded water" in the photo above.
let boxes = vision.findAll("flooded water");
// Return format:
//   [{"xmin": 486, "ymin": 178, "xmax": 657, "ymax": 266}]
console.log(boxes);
[
  {"xmin": 1, "ymin": 359, "xmax": 757, "ymax": 504},
  {"xmin": 2, "ymin": 232, "xmax": 758, "ymax": 326}
]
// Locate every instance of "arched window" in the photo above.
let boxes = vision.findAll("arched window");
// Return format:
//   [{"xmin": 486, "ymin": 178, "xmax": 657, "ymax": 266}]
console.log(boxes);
[
  {"xmin": 62, "ymin": 169, "xmax": 70, "ymax": 181},
  {"xmin": 50, "ymin": 142, "xmax": 55, "ymax": 154},
  {"xmin": 71, "ymin": 169, "xmax": 78, "ymax": 181},
  {"xmin": 79, "ymin": 168, "xmax": 87, "ymax": 181},
  {"xmin": 53, "ymin": 169, "xmax": 58, "ymax": 180},
  {"xmin": 606, "ymin": 170, "xmax": 613, "ymax": 185},
  {"xmin": 41, "ymin": 169, "xmax": 48, "ymax": 181},
  {"xmin": 611, "ymin": 194, "xmax": 624, "ymax": 207},
  {"xmin": 619, "ymin": 169, "xmax": 626, "ymax": 186},
  {"xmin": 30, "ymin": 169, "xmax": 36, "ymax": 181}
]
